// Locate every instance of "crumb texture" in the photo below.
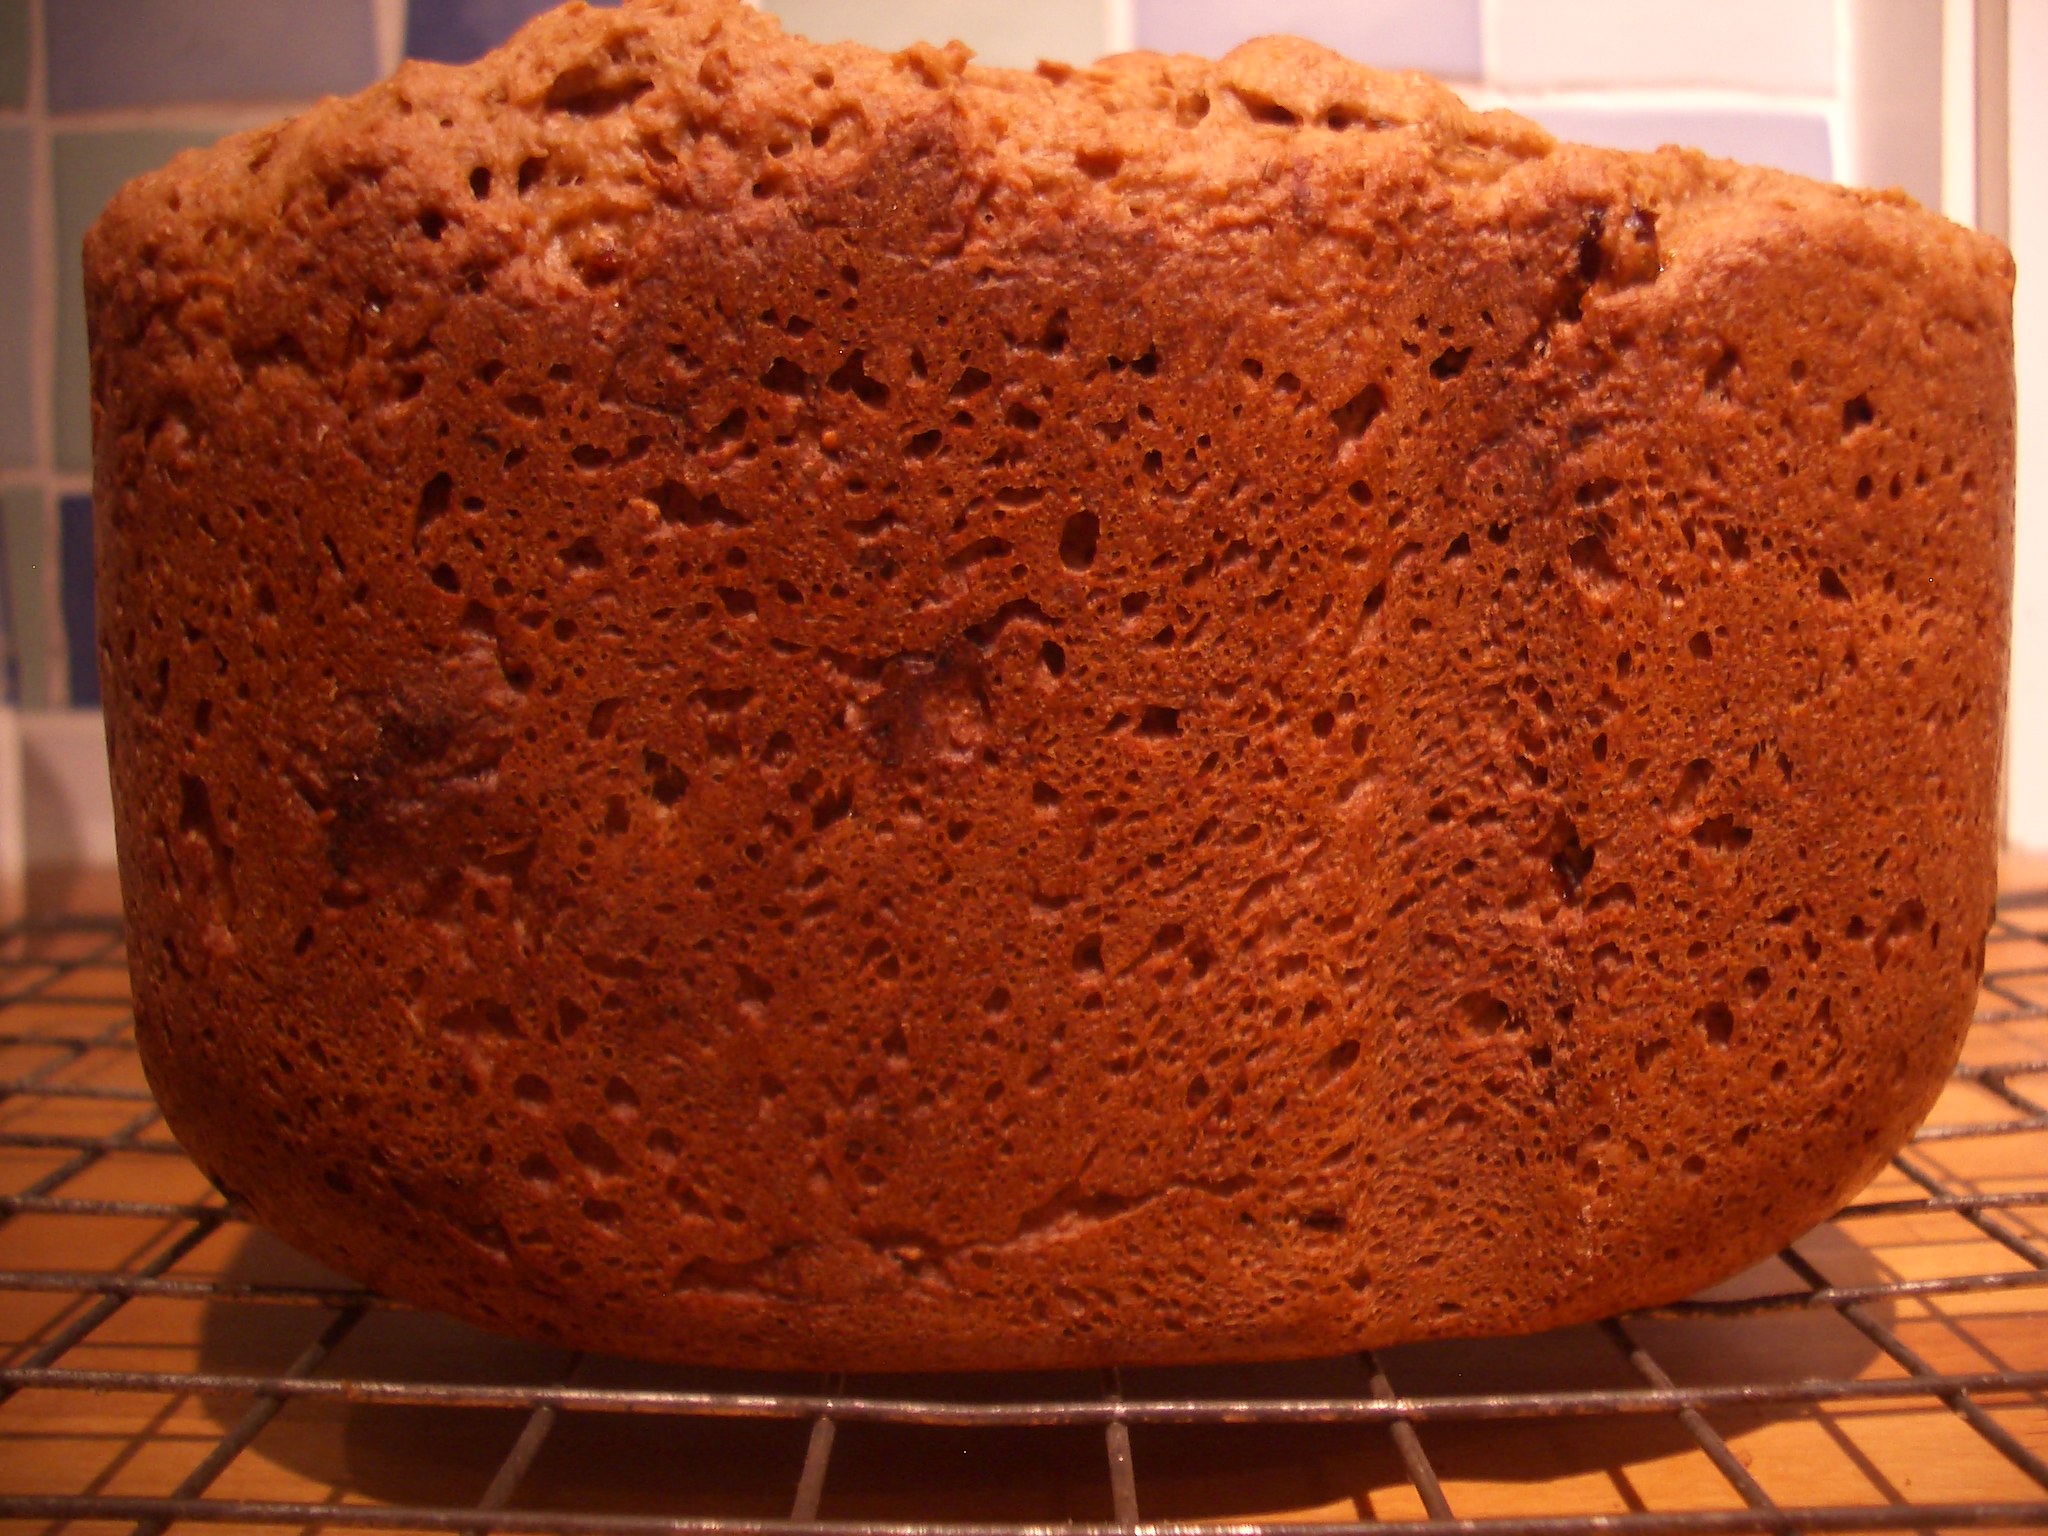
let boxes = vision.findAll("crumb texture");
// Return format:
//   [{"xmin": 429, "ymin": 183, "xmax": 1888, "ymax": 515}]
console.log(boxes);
[{"xmin": 88, "ymin": 0, "xmax": 2014, "ymax": 1368}]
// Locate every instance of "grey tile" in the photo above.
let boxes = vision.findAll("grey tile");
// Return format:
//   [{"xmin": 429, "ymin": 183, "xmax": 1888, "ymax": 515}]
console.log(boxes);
[
  {"xmin": 48, "ymin": 0, "xmax": 379, "ymax": 111},
  {"xmin": 59, "ymin": 493, "xmax": 94, "ymax": 706},
  {"xmin": 1135, "ymin": 0, "xmax": 1480, "ymax": 77},
  {"xmin": 0, "ymin": 0, "xmax": 28, "ymax": 111},
  {"xmin": 0, "ymin": 125, "xmax": 32, "ymax": 469},
  {"xmin": 1518, "ymin": 106, "xmax": 1834, "ymax": 182},
  {"xmin": 53, "ymin": 128, "xmax": 223, "ymax": 474},
  {"xmin": 1, "ymin": 486, "xmax": 52, "ymax": 707},
  {"xmin": 766, "ymin": 0, "xmax": 1106, "ymax": 71}
]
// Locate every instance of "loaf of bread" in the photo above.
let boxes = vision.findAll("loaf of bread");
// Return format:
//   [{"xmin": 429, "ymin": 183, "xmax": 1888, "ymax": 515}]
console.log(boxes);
[{"xmin": 87, "ymin": 0, "xmax": 2014, "ymax": 1369}]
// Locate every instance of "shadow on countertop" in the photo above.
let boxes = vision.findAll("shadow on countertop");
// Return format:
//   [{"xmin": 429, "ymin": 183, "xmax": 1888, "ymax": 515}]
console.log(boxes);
[{"xmin": 189, "ymin": 1223, "xmax": 1894, "ymax": 1522}]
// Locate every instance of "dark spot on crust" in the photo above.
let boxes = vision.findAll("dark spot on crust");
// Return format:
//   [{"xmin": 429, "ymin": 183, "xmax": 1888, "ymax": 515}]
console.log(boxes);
[
  {"xmin": 852, "ymin": 646, "xmax": 992, "ymax": 770},
  {"xmin": 289, "ymin": 641, "xmax": 527, "ymax": 904}
]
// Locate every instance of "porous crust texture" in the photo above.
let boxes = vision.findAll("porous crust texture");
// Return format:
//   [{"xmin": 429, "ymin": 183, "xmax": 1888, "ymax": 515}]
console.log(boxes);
[{"xmin": 87, "ymin": 0, "xmax": 2014, "ymax": 1370}]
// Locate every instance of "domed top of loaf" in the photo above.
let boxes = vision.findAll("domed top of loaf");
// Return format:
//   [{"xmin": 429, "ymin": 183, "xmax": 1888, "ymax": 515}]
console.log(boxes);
[{"xmin": 86, "ymin": 0, "xmax": 2009, "ymax": 323}]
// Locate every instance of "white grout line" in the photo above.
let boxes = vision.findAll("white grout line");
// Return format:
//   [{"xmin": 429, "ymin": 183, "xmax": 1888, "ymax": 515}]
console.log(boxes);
[
  {"xmin": 1456, "ymin": 83, "xmax": 1840, "ymax": 119},
  {"xmin": 44, "ymin": 104, "xmax": 318, "ymax": 132},
  {"xmin": 1977, "ymin": 0, "xmax": 2009, "ymax": 241},
  {"xmin": 1821, "ymin": 99, "xmax": 1846, "ymax": 185},
  {"xmin": 1941, "ymin": 0, "xmax": 1978, "ymax": 225},
  {"xmin": 1102, "ymin": 0, "xmax": 1134, "ymax": 59},
  {"xmin": 372, "ymin": 0, "xmax": 408, "ymax": 78},
  {"xmin": 1830, "ymin": 0, "xmax": 1856, "ymax": 185},
  {"xmin": 1476, "ymin": 0, "xmax": 1504, "ymax": 88},
  {"xmin": 1999, "ymin": 0, "xmax": 2037, "ymax": 848}
]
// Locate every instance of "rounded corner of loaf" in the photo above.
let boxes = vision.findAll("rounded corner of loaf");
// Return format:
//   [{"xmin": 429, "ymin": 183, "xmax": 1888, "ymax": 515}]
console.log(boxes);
[{"xmin": 93, "ymin": 0, "xmax": 2012, "ymax": 1371}]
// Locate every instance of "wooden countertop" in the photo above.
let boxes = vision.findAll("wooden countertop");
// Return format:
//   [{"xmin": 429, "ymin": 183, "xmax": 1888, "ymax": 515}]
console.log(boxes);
[{"xmin": 0, "ymin": 864, "xmax": 2043, "ymax": 1529}]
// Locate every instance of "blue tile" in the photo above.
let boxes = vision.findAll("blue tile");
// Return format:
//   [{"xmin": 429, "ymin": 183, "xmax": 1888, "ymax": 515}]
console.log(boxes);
[
  {"xmin": 0, "ymin": 0, "xmax": 28, "ymax": 110},
  {"xmin": 0, "ymin": 126, "xmax": 32, "ymax": 470},
  {"xmin": 407, "ymin": 0, "xmax": 617, "ymax": 64},
  {"xmin": 48, "ymin": 0, "xmax": 379, "ymax": 112},
  {"xmin": 1135, "ymin": 0, "xmax": 1481, "ymax": 78},
  {"xmin": 1521, "ymin": 107, "xmax": 1834, "ymax": 182},
  {"xmin": 60, "ymin": 495, "xmax": 96, "ymax": 706}
]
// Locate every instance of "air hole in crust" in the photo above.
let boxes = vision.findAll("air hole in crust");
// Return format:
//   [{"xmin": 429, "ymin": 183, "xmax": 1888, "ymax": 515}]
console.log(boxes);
[
  {"xmin": 1230, "ymin": 87, "xmax": 1299, "ymax": 126},
  {"xmin": 1060, "ymin": 511, "xmax": 1099, "ymax": 570},
  {"xmin": 1429, "ymin": 346, "xmax": 1471, "ymax": 380},
  {"xmin": 1330, "ymin": 384, "xmax": 1386, "ymax": 440}
]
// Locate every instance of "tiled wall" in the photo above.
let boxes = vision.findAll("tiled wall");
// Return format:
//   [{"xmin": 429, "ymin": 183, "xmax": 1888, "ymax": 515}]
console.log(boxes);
[
  {"xmin": 0, "ymin": 0, "xmax": 1897, "ymax": 710},
  {"xmin": 0, "ymin": 0, "xmax": 401, "ymax": 708}
]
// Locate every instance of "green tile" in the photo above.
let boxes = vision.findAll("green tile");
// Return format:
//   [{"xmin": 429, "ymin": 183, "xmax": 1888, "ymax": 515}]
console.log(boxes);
[
  {"xmin": 1, "ymin": 127, "xmax": 31, "ymax": 468},
  {"xmin": 0, "ymin": 0, "xmax": 28, "ymax": 111},
  {"xmin": 2, "ymin": 486, "xmax": 53, "ymax": 706},
  {"xmin": 54, "ymin": 128, "xmax": 223, "ymax": 474}
]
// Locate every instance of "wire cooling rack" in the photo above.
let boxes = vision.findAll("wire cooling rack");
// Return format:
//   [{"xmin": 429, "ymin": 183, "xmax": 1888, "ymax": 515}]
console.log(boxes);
[{"xmin": 0, "ymin": 889, "xmax": 2044, "ymax": 1534}]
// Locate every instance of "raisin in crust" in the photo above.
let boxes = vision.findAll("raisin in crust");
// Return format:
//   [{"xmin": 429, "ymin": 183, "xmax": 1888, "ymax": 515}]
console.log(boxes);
[{"xmin": 87, "ymin": 0, "xmax": 2014, "ymax": 1369}]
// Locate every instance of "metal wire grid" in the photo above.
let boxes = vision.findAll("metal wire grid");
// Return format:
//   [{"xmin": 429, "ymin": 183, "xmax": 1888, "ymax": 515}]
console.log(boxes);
[{"xmin": 0, "ymin": 899, "xmax": 2039, "ymax": 1534}]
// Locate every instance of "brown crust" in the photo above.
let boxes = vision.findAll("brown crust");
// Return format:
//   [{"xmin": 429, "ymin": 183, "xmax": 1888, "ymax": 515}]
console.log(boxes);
[{"xmin": 87, "ymin": 0, "xmax": 2014, "ymax": 1369}]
